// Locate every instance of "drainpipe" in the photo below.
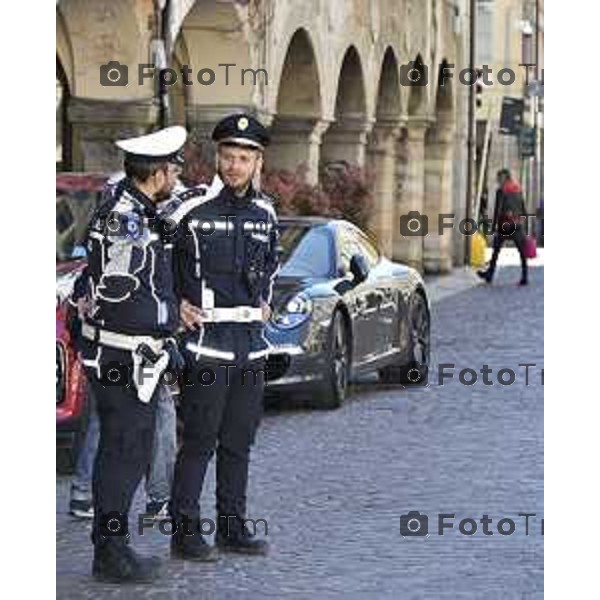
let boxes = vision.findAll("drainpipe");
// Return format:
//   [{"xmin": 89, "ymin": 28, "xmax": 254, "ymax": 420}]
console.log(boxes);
[{"xmin": 465, "ymin": 0, "xmax": 476, "ymax": 266}]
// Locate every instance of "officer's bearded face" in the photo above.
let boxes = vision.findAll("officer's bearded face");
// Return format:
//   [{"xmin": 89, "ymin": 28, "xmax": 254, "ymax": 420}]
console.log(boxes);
[
  {"xmin": 154, "ymin": 163, "xmax": 181, "ymax": 201},
  {"xmin": 217, "ymin": 145, "xmax": 261, "ymax": 193}
]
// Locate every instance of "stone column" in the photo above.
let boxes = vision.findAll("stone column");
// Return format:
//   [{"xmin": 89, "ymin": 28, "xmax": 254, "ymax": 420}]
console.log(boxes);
[
  {"xmin": 423, "ymin": 122, "xmax": 455, "ymax": 274},
  {"xmin": 366, "ymin": 119, "xmax": 402, "ymax": 256},
  {"xmin": 68, "ymin": 97, "xmax": 159, "ymax": 172},
  {"xmin": 392, "ymin": 117, "xmax": 431, "ymax": 271},
  {"xmin": 265, "ymin": 117, "xmax": 330, "ymax": 185},
  {"xmin": 320, "ymin": 116, "xmax": 374, "ymax": 167}
]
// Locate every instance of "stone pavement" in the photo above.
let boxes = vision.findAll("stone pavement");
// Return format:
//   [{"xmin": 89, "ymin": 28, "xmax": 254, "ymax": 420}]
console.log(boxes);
[{"xmin": 57, "ymin": 258, "xmax": 544, "ymax": 599}]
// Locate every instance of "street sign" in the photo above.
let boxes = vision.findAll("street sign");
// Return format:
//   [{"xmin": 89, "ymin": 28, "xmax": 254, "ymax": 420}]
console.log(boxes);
[
  {"xmin": 499, "ymin": 97, "xmax": 524, "ymax": 135},
  {"xmin": 527, "ymin": 80, "xmax": 544, "ymax": 97},
  {"xmin": 519, "ymin": 127, "xmax": 536, "ymax": 158}
]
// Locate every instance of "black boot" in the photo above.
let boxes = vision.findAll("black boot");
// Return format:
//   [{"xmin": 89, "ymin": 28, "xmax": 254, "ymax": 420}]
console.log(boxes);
[
  {"xmin": 476, "ymin": 269, "xmax": 492, "ymax": 283},
  {"xmin": 170, "ymin": 513, "xmax": 218, "ymax": 562},
  {"xmin": 216, "ymin": 515, "xmax": 269, "ymax": 556},
  {"xmin": 92, "ymin": 536, "xmax": 161, "ymax": 584}
]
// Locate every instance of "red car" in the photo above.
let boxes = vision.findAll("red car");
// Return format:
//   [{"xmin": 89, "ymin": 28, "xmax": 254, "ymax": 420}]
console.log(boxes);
[{"xmin": 56, "ymin": 173, "xmax": 108, "ymax": 469}]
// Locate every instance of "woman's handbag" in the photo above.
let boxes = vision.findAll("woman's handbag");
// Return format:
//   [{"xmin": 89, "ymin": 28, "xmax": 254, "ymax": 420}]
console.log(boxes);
[{"xmin": 523, "ymin": 235, "xmax": 537, "ymax": 259}]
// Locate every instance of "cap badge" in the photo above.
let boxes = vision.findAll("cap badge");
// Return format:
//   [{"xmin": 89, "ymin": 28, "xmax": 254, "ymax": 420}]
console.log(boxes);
[{"xmin": 237, "ymin": 117, "xmax": 249, "ymax": 131}]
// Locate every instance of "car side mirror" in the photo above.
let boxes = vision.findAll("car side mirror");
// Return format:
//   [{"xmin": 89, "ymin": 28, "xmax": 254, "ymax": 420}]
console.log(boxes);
[
  {"xmin": 349, "ymin": 254, "xmax": 369, "ymax": 285},
  {"xmin": 71, "ymin": 244, "xmax": 87, "ymax": 259}
]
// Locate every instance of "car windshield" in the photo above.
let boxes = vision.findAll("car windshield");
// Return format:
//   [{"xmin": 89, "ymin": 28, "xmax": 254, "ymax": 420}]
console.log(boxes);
[{"xmin": 278, "ymin": 224, "xmax": 333, "ymax": 278}]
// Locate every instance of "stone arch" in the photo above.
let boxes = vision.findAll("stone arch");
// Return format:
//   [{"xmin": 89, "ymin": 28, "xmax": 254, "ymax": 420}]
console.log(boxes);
[
  {"xmin": 275, "ymin": 28, "xmax": 322, "ymax": 118},
  {"xmin": 375, "ymin": 47, "xmax": 402, "ymax": 119},
  {"xmin": 56, "ymin": 56, "xmax": 72, "ymax": 171},
  {"xmin": 177, "ymin": 0, "xmax": 255, "ymax": 111},
  {"xmin": 407, "ymin": 54, "xmax": 428, "ymax": 117},
  {"xmin": 57, "ymin": 0, "xmax": 151, "ymax": 99},
  {"xmin": 332, "ymin": 46, "xmax": 367, "ymax": 120},
  {"xmin": 56, "ymin": 7, "xmax": 74, "ymax": 94},
  {"xmin": 168, "ymin": 35, "xmax": 192, "ymax": 127},
  {"xmin": 56, "ymin": 6, "xmax": 74, "ymax": 171},
  {"xmin": 433, "ymin": 59, "xmax": 454, "ymax": 121},
  {"xmin": 321, "ymin": 46, "xmax": 371, "ymax": 167},
  {"xmin": 266, "ymin": 28, "xmax": 324, "ymax": 183}
]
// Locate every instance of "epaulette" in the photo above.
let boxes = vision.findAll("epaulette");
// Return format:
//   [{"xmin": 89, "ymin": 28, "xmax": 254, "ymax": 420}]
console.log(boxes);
[{"xmin": 177, "ymin": 185, "xmax": 208, "ymax": 202}]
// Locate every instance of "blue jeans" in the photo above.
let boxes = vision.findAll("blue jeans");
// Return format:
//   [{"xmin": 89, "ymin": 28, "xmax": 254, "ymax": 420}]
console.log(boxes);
[{"xmin": 70, "ymin": 383, "xmax": 177, "ymax": 504}]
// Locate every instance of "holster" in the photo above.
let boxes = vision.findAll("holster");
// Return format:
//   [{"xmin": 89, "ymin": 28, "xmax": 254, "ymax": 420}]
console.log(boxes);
[{"xmin": 132, "ymin": 345, "xmax": 170, "ymax": 404}]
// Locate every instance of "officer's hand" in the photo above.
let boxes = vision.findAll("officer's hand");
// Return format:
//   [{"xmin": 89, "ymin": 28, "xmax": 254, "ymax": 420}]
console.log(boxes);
[
  {"xmin": 77, "ymin": 297, "xmax": 91, "ymax": 320},
  {"xmin": 180, "ymin": 298, "xmax": 204, "ymax": 330},
  {"xmin": 260, "ymin": 300, "xmax": 272, "ymax": 323}
]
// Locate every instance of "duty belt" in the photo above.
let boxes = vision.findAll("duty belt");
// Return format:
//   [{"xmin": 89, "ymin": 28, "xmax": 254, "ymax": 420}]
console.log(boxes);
[
  {"xmin": 201, "ymin": 306, "xmax": 263, "ymax": 323},
  {"xmin": 81, "ymin": 323, "xmax": 165, "ymax": 354}
]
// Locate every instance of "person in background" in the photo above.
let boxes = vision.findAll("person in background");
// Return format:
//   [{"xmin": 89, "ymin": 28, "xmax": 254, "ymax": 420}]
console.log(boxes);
[
  {"xmin": 68, "ymin": 383, "xmax": 176, "ymax": 520},
  {"xmin": 477, "ymin": 169, "xmax": 529, "ymax": 286}
]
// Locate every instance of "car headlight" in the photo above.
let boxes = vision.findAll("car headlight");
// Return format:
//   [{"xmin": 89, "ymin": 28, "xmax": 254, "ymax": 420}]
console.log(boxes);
[{"xmin": 272, "ymin": 293, "xmax": 313, "ymax": 329}]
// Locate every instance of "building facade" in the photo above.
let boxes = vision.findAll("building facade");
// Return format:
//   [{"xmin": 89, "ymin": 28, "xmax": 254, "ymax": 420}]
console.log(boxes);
[
  {"xmin": 57, "ymin": 0, "xmax": 471, "ymax": 273},
  {"xmin": 474, "ymin": 0, "xmax": 544, "ymax": 218}
]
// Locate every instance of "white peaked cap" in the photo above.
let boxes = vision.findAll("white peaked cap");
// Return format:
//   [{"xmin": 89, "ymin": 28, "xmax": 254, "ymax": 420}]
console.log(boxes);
[{"xmin": 115, "ymin": 125, "xmax": 187, "ymax": 158}]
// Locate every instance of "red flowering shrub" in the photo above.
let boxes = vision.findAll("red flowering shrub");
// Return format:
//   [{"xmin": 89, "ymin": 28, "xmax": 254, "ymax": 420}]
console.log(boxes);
[
  {"xmin": 261, "ymin": 167, "xmax": 334, "ymax": 218},
  {"xmin": 180, "ymin": 140, "xmax": 215, "ymax": 187},
  {"xmin": 319, "ymin": 162, "xmax": 374, "ymax": 231},
  {"xmin": 263, "ymin": 162, "xmax": 374, "ymax": 231}
]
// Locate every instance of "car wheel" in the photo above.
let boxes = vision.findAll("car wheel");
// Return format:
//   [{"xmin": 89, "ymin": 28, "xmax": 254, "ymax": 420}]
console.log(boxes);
[
  {"xmin": 315, "ymin": 310, "xmax": 350, "ymax": 409},
  {"xmin": 379, "ymin": 293, "xmax": 430, "ymax": 385}
]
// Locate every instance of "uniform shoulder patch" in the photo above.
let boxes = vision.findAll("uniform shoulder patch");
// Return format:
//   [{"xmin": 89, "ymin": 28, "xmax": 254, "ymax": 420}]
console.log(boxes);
[
  {"xmin": 177, "ymin": 185, "xmax": 208, "ymax": 202},
  {"xmin": 169, "ymin": 185, "xmax": 215, "ymax": 224}
]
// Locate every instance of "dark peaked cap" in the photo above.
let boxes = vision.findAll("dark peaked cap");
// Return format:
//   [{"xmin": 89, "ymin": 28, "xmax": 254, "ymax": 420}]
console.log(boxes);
[{"xmin": 212, "ymin": 113, "xmax": 270, "ymax": 150}]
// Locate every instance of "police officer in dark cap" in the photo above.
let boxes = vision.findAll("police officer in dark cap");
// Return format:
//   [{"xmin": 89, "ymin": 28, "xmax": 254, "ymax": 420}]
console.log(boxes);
[
  {"xmin": 71, "ymin": 126, "xmax": 187, "ymax": 582},
  {"xmin": 168, "ymin": 113, "xmax": 279, "ymax": 560}
]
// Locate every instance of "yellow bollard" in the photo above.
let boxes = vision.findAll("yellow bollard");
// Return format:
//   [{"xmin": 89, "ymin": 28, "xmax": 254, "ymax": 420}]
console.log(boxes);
[{"xmin": 470, "ymin": 231, "xmax": 487, "ymax": 268}]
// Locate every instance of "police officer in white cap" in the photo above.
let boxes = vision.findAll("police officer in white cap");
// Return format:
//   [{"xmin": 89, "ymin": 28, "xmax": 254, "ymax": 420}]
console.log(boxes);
[
  {"xmin": 72, "ymin": 126, "xmax": 187, "ymax": 583},
  {"xmin": 168, "ymin": 113, "xmax": 279, "ymax": 560}
]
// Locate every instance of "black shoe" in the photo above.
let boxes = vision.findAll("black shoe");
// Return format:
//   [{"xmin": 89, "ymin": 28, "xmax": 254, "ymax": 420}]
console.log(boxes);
[
  {"xmin": 171, "ymin": 536, "xmax": 218, "ymax": 562},
  {"xmin": 476, "ymin": 270, "xmax": 492, "ymax": 283},
  {"xmin": 170, "ymin": 516, "xmax": 218, "ymax": 562},
  {"xmin": 69, "ymin": 499, "xmax": 94, "ymax": 520},
  {"xmin": 518, "ymin": 279, "xmax": 528, "ymax": 286},
  {"xmin": 216, "ymin": 527, "xmax": 269, "ymax": 556},
  {"xmin": 92, "ymin": 538, "xmax": 162, "ymax": 584}
]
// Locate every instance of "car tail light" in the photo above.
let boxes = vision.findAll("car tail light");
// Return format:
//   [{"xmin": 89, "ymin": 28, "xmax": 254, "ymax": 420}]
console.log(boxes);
[{"xmin": 56, "ymin": 342, "xmax": 66, "ymax": 405}]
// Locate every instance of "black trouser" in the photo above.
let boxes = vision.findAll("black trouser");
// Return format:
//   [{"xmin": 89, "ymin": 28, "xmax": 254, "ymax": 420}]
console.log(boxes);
[
  {"xmin": 171, "ymin": 326, "xmax": 265, "ymax": 532},
  {"xmin": 85, "ymin": 348, "xmax": 159, "ymax": 544},
  {"xmin": 487, "ymin": 224, "xmax": 528, "ymax": 282}
]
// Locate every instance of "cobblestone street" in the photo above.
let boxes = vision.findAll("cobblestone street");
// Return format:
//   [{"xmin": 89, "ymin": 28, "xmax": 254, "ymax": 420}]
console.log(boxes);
[{"xmin": 56, "ymin": 259, "xmax": 544, "ymax": 599}]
